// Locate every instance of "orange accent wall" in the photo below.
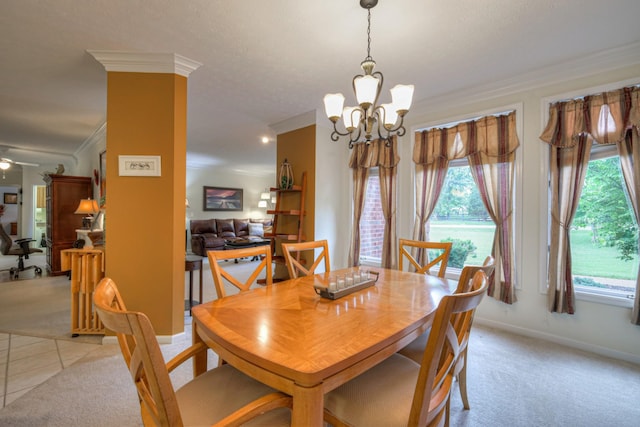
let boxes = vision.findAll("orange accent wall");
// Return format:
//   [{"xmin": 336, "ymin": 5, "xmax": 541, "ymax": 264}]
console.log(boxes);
[
  {"xmin": 276, "ymin": 125, "xmax": 316, "ymax": 275},
  {"xmin": 105, "ymin": 72, "xmax": 187, "ymax": 335}
]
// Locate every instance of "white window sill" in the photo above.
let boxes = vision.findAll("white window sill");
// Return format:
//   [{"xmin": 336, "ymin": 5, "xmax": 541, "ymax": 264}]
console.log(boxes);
[{"xmin": 575, "ymin": 288, "xmax": 634, "ymax": 308}]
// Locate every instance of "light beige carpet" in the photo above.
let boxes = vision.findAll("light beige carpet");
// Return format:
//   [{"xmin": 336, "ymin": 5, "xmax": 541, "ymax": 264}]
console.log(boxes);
[{"xmin": 1, "ymin": 322, "xmax": 639, "ymax": 427}]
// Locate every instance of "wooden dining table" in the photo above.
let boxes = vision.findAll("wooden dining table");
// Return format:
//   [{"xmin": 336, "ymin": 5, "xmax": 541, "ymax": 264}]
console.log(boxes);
[{"xmin": 191, "ymin": 266, "xmax": 454, "ymax": 427}]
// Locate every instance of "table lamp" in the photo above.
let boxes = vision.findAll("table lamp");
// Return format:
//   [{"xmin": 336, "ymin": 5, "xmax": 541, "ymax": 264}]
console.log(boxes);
[{"xmin": 74, "ymin": 198, "xmax": 99, "ymax": 229}]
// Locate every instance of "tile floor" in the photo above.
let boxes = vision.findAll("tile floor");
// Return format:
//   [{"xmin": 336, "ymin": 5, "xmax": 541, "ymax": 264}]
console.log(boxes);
[{"xmin": 0, "ymin": 333, "xmax": 100, "ymax": 408}]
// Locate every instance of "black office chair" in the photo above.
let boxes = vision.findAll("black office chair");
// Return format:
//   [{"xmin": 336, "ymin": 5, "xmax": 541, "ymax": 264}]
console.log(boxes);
[{"xmin": 0, "ymin": 224, "xmax": 43, "ymax": 279}]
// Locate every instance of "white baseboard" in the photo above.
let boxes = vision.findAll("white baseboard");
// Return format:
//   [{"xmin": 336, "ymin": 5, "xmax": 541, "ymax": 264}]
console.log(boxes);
[{"xmin": 475, "ymin": 318, "xmax": 640, "ymax": 365}]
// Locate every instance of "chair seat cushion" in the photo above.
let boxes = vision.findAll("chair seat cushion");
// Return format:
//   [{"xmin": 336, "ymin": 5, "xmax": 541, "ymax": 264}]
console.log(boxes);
[
  {"xmin": 324, "ymin": 353, "xmax": 420, "ymax": 427},
  {"xmin": 8, "ymin": 246, "xmax": 42, "ymax": 255},
  {"xmin": 397, "ymin": 328, "xmax": 431, "ymax": 364},
  {"xmin": 176, "ymin": 364, "xmax": 290, "ymax": 426}
]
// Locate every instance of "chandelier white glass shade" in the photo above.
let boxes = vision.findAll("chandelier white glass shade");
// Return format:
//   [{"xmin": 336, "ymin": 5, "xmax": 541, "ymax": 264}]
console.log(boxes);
[{"xmin": 323, "ymin": 0, "xmax": 414, "ymax": 149}]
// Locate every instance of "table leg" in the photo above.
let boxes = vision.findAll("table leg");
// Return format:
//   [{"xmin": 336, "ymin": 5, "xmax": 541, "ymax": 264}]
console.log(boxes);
[
  {"xmin": 189, "ymin": 270, "xmax": 194, "ymax": 313},
  {"xmin": 198, "ymin": 263, "xmax": 203, "ymax": 304},
  {"xmin": 292, "ymin": 383, "xmax": 324, "ymax": 427}
]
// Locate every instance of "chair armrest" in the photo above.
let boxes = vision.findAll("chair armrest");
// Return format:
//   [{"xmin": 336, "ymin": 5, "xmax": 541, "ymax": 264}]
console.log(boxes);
[
  {"xmin": 16, "ymin": 240, "xmax": 35, "ymax": 253},
  {"xmin": 14, "ymin": 238, "xmax": 35, "ymax": 243},
  {"xmin": 165, "ymin": 341, "xmax": 208, "ymax": 374},
  {"xmin": 212, "ymin": 392, "xmax": 292, "ymax": 427}
]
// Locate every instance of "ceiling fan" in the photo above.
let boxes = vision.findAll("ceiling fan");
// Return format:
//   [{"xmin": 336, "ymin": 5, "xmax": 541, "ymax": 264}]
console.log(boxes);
[
  {"xmin": 0, "ymin": 157, "xmax": 40, "ymax": 179},
  {"xmin": 0, "ymin": 157, "xmax": 39, "ymax": 168}
]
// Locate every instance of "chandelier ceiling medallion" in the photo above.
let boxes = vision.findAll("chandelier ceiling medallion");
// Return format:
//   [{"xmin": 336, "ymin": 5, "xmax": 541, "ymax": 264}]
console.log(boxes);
[{"xmin": 323, "ymin": 0, "xmax": 414, "ymax": 149}]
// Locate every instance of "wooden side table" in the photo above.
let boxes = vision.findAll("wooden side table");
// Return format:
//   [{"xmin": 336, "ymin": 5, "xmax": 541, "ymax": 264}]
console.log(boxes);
[{"xmin": 185, "ymin": 255, "xmax": 203, "ymax": 314}]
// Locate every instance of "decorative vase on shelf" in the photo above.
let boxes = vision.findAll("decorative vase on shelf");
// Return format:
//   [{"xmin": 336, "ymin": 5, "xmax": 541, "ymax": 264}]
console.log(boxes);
[{"xmin": 278, "ymin": 158, "xmax": 294, "ymax": 190}]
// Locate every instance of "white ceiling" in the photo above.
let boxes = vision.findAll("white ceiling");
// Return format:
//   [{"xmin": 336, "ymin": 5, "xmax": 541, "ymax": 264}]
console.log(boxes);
[{"xmin": 1, "ymin": 0, "xmax": 640, "ymax": 175}]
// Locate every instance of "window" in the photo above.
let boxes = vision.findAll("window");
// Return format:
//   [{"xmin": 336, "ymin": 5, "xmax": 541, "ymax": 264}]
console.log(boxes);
[
  {"xmin": 567, "ymin": 146, "xmax": 637, "ymax": 304},
  {"xmin": 360, "ymin": 168, "xmax": 384, "ymax": 264},
  {"xmin": 429, "ymin": 161, "xmax": 495, "ymax": 270}
]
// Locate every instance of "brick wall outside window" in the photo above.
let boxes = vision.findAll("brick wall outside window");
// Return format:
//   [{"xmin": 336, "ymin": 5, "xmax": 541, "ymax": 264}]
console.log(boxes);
[{"xmin": 360, "ymin": 171, "xmax": 384, "ymax": 260}]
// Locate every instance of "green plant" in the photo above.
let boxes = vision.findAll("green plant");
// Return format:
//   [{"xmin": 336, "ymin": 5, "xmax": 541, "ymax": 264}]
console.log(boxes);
[{"xmin": 440, "ymin": 237, "xmax": 477, "ymax": 268}]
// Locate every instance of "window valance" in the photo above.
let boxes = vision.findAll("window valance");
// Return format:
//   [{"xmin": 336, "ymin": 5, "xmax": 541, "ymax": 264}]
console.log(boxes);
[
  {"xmin": 540, "ymin": 85, "xmax": 640, "ymax": 147},
  {"xmin": 349, "ymin": 137, "xmax": 400, "ymax": 169},
  {"xmin": 413, "ymin": 111, "xmax": 519, "ymax": 165}
]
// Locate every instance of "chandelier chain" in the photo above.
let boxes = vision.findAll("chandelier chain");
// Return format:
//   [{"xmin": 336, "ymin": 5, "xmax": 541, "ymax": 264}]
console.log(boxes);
[{"xmin": 365, "ymin": 9, "xmax": 372, "ymax": 61}]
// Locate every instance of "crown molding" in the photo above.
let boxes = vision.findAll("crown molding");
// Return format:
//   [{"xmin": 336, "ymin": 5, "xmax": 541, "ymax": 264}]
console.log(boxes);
[
  {"xmin": 269, "ymin": 110, "xmax": 317, "ymax": 136},
  {"xmin": 87, "ymin": 50, "xmax": 202, "ymax": 77}
]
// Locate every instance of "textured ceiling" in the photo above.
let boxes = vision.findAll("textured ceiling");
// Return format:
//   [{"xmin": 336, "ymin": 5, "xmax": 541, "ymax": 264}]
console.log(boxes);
[{"xmin": 1, "ymin": 0, "xmax": 639, "ymax": 174}]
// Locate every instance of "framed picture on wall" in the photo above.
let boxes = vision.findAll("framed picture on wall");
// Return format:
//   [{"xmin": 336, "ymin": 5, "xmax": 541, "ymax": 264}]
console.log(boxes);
[
  {"xmin": 3, "ymin": 193, "xmax": 17, "ymax": 204},
  {"xmin": 203, "ymin": 186, "xmax": 243, "ymax": 211}
]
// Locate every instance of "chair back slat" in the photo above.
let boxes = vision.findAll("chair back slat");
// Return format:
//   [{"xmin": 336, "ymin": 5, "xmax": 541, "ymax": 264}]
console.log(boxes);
[
  {"xmin": 409, "ymin": 270, "xmax": 488, "ymax": 426},
  {"xmin": 281, "ymin": 240, "xmax": 330, "ymax": 279},
  {"xmin": 207, "ymin": 246, "xmax": 273, "ymax": 298},
  {"xmin": 94, "ymin": 278, "xmax": 184, "ymax": 427},
  {"xmin": 399, "ymin": 239, "xmax": 452, "ymax": 278}
]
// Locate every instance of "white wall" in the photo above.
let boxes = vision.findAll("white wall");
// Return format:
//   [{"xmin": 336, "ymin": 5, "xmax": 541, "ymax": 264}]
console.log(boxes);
[
  {"xmin": 314, "ymin": 110, "xmax": 352, "ymax": 269},
  {"xmin": 185, "ymin": 166, "xmax": 275, "ymax": 248}
]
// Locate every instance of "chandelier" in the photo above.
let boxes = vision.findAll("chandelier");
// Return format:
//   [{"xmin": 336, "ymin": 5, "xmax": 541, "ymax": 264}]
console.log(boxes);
[{"xmin": 323, "ymin": 0, "xmax": 414, "ymax": 149}]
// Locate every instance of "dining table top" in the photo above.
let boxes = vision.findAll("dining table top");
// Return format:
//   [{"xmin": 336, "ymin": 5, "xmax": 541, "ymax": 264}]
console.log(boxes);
[{"xmin": 191, "ymin": 266, "xmax": 454, "ymax": 426}]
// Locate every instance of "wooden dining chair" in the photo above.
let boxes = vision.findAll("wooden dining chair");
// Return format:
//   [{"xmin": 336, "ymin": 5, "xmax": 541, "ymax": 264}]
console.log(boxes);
[
  {"xmin": 399, "ymin": 238, "xmax": 453, "ymax": 278},
  {"xmin": 93, "ymin": 277, "xmax": 291, "ymax": 427},
  {"xmin": 398, "ymin": 255, "xmax": 495, "ymax": 412},
  {"xmin": 281, "ymin": 239, "xmax": 330, "ymax": 279},
  {"xmin": 207, "ymin": 245, "xmax": 272, "ymax": 299},
  {"xmin": 324, "ymin": 270, "xmax": 488, "ymax": 427}
]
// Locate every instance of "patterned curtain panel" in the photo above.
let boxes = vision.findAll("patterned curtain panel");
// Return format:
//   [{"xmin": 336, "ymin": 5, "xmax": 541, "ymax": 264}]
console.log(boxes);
[
  {"xmin": 540, "ymin": 85, "xmax": 640, "ymax": 323},
  {"xmin": 414, "ymin": 112, "xmax": 520, "ymax": 304},
  {"xmin": 348, "ymin": 138, "xmax": 400, "ymax": 268}
]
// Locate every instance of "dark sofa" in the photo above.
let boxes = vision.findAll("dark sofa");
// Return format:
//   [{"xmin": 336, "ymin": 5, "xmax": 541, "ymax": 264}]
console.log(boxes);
[{"xmin": 190, "ymin": 218, "xmax": 273, "ymax": 256}]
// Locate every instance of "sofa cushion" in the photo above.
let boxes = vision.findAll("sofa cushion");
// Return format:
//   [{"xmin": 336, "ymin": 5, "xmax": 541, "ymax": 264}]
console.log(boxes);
[
  {"xmin": 251, "ymin": 218, "xmax": 273, "ymax": 234},
  {"xmin": 191, "ymin": 219, "xmax": 216, "ymax": 235},
  {"xmin": 248, "ymin": 222, "xmax": 264, "ymax": 237},
  {"xmin": 202, "ymin": 234, "xmax": 226, "ymax": 248},
  {"xmin": 251, "ymin": 218, "xmax": 273, "ymax": 227},
  {"xmin": 215, "ymin": 219, "xmax": 236, "ymax": 238},
  {"xmin": 234, "ymin": 219, "xmax": 250, "ymax": 238}
]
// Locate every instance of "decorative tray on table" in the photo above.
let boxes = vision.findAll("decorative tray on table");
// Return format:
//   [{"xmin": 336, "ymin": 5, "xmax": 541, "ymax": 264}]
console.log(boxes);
[{"xmin": 314, "ymin": 270, "xmax": 379, "ymax": 300}]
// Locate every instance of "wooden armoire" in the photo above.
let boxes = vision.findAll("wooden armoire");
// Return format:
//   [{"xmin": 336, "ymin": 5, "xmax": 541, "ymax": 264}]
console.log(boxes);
[{"xmin": 43, "ymin": 174, "xmax": 92, "ymax": 275}]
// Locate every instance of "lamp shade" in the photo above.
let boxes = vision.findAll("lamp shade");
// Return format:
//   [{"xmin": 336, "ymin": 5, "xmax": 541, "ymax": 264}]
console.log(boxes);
[
  {"xmin": 260, "ymin": 192, "xmax": 271, "ymax": 200},
  {"xmin": 354, "ymin": 74, "xmax": 380, "ymax": 107},
  {"xmin": 342, "ymin": 107, "xmax": 362, "ymax": 131},
  {"xmin": 258, "ymin": 200, "xmax": 267, "ymax": 208},
  {"xmin": 323, "ymin": 93, "xmax": 345, "ymax": 120},
  {"xmin": 74, "ymin": 198, "xmax": 99, "ymax": 215},
  {"xmin": 390, "ymin": 84, "xmax": 414, "ymax": 113},
  {"xmin": 381, "ymin": 103, "xmax": 398, "ymax": 129}
]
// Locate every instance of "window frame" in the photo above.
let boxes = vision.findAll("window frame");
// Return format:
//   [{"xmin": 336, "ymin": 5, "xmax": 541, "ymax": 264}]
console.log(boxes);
[
  {"xmin": 411, "ymin": 103, "xmax": 524, "ymax": 286},
  {"xmin": 540, "ymin": 79, "xmax": 640, "ymax": 308}
]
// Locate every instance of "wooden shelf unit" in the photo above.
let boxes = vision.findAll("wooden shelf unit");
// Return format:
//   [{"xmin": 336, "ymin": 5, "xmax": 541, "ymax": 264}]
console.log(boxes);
[{"xmin": 264, "ymin": 171, "xmax": 307, "ymax": 280}]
